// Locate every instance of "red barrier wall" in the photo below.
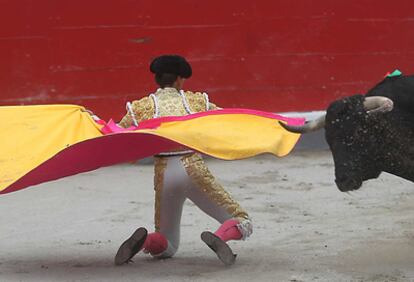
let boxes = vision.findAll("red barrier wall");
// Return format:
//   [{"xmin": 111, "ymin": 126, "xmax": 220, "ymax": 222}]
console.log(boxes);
[{"xmin": 1, "ymin": 1, "xmax": 414, "ymax": 120}]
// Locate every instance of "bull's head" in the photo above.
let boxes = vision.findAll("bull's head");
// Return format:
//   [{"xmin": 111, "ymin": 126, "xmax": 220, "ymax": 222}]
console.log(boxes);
[{"xmin": 281, "ymin": 95, "xmax": 394, "ymax": 192}]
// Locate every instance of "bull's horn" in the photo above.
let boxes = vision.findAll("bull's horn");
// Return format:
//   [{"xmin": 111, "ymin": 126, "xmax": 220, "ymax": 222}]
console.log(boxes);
[
  {"xmin": 279, "ymin": 114, "xmax": 326, "ymax": 134},
  {"xmin": 279, "ymin": 96, "xmax": 393, "ymax": 134},
  {"xmin": 363, "ymin": 96, "xmax": 393, "ymax": 114}
]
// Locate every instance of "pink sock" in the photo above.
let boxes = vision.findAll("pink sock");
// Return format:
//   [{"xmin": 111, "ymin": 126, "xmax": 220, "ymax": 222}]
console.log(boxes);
[
  {"xmin": 214, "ymin": 219, "xmax": 242, "ymax": 242},
  {"xmin": 143, "ymin": 232, "xmax": 168, "ymax": 255}
]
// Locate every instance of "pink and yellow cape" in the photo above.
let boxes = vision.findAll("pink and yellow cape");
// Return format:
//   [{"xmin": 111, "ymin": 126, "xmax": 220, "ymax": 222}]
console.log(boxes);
[{"xmin": 0, "ymin": 105, "xmax": 304, "ymax": 194}]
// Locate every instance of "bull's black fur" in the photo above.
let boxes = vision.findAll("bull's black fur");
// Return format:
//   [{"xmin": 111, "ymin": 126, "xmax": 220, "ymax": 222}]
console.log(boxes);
[{"xmin": 325, "ymin": 75, "xmax": 414, "ymax": 191}]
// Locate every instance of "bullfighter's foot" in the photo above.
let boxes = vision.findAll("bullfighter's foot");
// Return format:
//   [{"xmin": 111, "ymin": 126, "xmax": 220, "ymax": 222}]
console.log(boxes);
[
  {"xmin": 114, "ymin": 227, "xmax": 148, "ymax": 265},
  {"xmin": 201, "ymin": 231, "xmax": 236, "ymax": 266}
]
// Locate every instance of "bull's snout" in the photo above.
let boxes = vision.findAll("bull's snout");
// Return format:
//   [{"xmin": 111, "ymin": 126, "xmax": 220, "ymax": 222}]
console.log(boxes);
[{"xmin": 335, "ymin": 176, "xmax": 362, "ymax": 192}]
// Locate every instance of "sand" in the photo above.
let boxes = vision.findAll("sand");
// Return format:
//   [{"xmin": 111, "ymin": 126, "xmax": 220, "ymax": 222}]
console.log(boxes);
[{"xmin": 1, "ymin": 149, "xmax": 414, "ymax": 282}]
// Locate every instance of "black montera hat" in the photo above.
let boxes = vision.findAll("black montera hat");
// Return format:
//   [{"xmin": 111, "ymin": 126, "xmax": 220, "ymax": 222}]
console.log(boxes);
[{"xmin": 150, "ymin": 55, "xmax": 192, "ymax": 78}]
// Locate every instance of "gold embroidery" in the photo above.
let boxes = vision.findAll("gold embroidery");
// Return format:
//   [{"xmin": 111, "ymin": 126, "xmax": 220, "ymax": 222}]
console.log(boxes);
[
  {"xmin": 184, "ymin": 91, "xmax": 208, "ymax": 113},
  {"xmin": 118, "ymin": 113, "xmax": 132, "ymax": 129},
  {"xmin": 154, "ymin": 157, "xmax": 168, "ymax": 232},
  {"xmin": 118, "ymin": 97, "xmax": 155, "ymax": 128},
  {"xmin": 155, "ymin": 88, "xmax": 188, "ymax": 117},
  {"xmin": 181, "ymin": 153, "xmax": 249, "ymax": 222},
  {"xmin": 119, "ymin": 88, "xmax": 212, "ymax": 129},
  {"xmin": 132, "ymin": 97, "xmax": 155, "ymax": 122}
]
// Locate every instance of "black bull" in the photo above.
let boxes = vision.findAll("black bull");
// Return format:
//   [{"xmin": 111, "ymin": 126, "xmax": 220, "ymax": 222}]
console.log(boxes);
[{"xmin": 283, "ymin": 74, "xmax": 414, "ymax": 192}]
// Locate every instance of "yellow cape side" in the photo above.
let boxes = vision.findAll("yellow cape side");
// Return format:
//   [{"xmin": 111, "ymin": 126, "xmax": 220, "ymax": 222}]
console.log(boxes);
[
  {"xmin": 142, "ymin": 114, "xmax": 301, "ymax": 160},
  {"xmin": 0, "ymin": 105, "xmax": 301, "ymax": 193},
  {"xmin": 0, "ymin": 105, "xmax": 103, "ymax": 192}
]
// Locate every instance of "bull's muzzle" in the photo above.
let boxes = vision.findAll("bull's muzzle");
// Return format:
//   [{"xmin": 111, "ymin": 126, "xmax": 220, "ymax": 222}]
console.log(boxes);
[{"xmin": 335, "ymin": 176, "xmax": 363, "ymax": 192}]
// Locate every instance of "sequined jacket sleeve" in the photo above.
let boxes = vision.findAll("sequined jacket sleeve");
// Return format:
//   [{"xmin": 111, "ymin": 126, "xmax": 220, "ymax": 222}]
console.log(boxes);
[
  {"xmin": 184, "ymin": 91, "xmax": 218, "ymax": 112},
  {"xmin": 118, "ymin": 97, "xmax": 155, "ymax": 128}
]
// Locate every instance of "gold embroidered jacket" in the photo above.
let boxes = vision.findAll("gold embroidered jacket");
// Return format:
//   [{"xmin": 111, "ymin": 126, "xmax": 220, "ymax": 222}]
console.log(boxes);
[{"xmin": 119, "ymin": 87, "xmax": 217, "ymax": 127}]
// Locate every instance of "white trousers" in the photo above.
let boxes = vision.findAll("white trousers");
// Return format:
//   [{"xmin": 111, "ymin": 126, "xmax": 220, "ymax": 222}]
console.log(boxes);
[{"xmin": 153, "ymin": 154, "xmax": 250, "ymax": 258}]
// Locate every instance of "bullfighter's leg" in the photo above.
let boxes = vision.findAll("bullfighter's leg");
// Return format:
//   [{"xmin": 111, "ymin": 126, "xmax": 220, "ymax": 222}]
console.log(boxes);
[
  {"xmin": 181, "ymin": 153, "xmax": 253, "ymax": 265},
  {"xmin": 152, "ymin": 156, "xmax": 187, "ymax": 258},
  {"xmin": 114, "ymin": 156, "xmax": 186, "ymax": 265}
]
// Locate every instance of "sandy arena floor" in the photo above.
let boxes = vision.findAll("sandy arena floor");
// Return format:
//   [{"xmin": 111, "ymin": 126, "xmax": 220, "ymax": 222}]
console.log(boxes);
[{"xmin": 1, "ymin": 149, "xmax": 414, "ymax": 282}]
